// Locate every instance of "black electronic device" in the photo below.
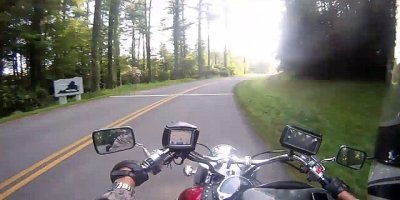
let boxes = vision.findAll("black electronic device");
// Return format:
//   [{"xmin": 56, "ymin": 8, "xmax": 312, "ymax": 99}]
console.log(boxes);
[
  {"xmin": 280, "ymin": 125, "xmax": 322, "ymax": 155},
  {"xmin": 162, "ymin": 121, "xmax": 199, "ymax": 151}
]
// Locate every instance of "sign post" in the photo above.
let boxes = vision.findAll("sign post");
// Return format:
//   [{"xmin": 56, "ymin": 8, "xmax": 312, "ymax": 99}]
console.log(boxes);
[{"xmin": 53, "ymin": 77, "xmax": 84, "ymax": 105}]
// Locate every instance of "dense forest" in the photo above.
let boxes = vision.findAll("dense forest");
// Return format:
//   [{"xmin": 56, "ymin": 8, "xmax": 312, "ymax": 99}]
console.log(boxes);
[
  {"xmin": 1, "ymin": 0, "xmax": 398, "ymax": 117},
  {"xmin": 0, "ymin": 0, "xmax": 237, "ymax": 117},
  {"xmin": 279, "ymin": 0, "xmax": 397, "ymax": 80}
]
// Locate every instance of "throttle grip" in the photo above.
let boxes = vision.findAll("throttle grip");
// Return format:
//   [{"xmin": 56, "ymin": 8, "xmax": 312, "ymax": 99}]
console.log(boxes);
[{"xmin": 319, "ymin": 176, "xmax": 330, "ymax": 186}]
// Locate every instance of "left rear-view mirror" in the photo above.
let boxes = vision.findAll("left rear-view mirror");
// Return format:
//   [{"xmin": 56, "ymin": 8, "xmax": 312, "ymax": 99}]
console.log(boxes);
[
  {"xmin": 336, "ymin": 146, "xmax": 367, "ymax": 170},
  {"xmin": 92, "ymin": 127, "xmax": 135, "ymax": 155}
]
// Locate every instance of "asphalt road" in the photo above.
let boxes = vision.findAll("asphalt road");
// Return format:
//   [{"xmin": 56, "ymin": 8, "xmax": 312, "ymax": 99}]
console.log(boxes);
[{"xmin": 0, "ymin": 77, "xmax": 288, "ymax": 200}]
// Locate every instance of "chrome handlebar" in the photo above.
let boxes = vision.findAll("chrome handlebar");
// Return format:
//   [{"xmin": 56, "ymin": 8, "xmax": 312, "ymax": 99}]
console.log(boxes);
[
  {"xmin": 191, "ymin": 151, "xmax": 330, "ymax": 184},
  {"xmin": 139, "ymin": 147, "xmax": 330, "ymax": 185}
]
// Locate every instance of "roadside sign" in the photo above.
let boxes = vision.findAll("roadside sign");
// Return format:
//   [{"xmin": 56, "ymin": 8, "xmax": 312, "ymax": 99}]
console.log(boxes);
[
  {"xmin": 54, "ymin": 77, "xmax": 84, "ymax": 97},
  {"xmin": 53, "ymin": 77, "xmax": 84, "ymax": 104}
]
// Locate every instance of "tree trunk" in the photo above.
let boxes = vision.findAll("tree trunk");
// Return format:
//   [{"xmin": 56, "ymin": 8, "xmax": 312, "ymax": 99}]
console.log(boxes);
[
  {"xmin": 114, "ymin": 0, "xmax": 121, "ymax": 86},
  {"xmin": 173, "ymin": 0, "xmax": 180, "ymax": 79},
  {"xmin": 90, "ymin": 0, "xmax": 102, "ymax": 92},
  {"xmin": 0, "ymin": 47, "xmax": 3, "ymax": 80},
  {"xmin": 181, "ymin": 0, "xmax": 187, "ymax": 58},
  {"xmin": 107, "ymin": 0, "xmax": 116, "ymax": 89},
  {"xmin": 131, "ymin": 18, "xmax": 136, "ymax": 67},
  {"xmin": 12, "ymin": 51, "xmax": 19, "ymax": 80},
  {"xmin": 206, "ymin": 4, "xmax": 212, "ymax": 71},
  {"xmin": 207, "ymin": 8, "xmax": 211, "ymax": 69},
  {"xmin": 78, "ymin": 47, "xmax": 84, "ymax": 76},
  {"xmin": 137, "ymin": 36, "xmax": 141, "ymax": 64},
  {"xmin": 25, "ymin": 56, "xmax": 30, "ymax": 80},
  {"xmin": 0, "ymin": 57, "xmax": 3, "ymax": 81},
  {"xmin": 223, "ymin": 5, "xmax": 228, "ymax": 69},
  {"xmin": 12, "ymin": 54, "xmax": 16, "ymax": 78},
  {"xmin": 224, "ymin": 45, "xmax": 227, "ymax": 69},
  {"xmin": 145, "ymin": 0, "xmax": 152, "ymax": 82},
  {"xmin": 29, "ymin": 0, "xmax": 45, "ymax": 89},
  {"xmin": 197, "ymin": 0, "xmax": 205, "ymax": 78},
  {"xmin": 142, "ymin": 33, "xmax": 146, "ymax": 71},
  {"xmin": 99, "ymin": 9, "xmax": 105, "ymax": 88},
  {"xmin": 19, "ymin": 53, "xmax": 24, "ymax": 79}
]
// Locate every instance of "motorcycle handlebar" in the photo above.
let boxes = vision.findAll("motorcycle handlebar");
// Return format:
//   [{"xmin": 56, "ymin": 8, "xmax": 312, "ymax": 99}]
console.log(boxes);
[
  {"xmin": 141, "ymin": 148, "xmax": 170, "ymax": 174},
  {"xmin": 199, "ymin": 153, "xmax": 303, "ymax": 166},
  {"xmin": 140, "ymin": 147, "xmax": 330, "ymax": 186}
]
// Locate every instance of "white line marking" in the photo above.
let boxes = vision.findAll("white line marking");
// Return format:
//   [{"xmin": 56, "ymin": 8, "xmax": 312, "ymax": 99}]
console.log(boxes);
[
  {"xmin": 110, "ymin": 93, "xmax": 233, "ymax": 98},
  {"xmin": 112, "ymin": 94, "xmax": 170, "ymax": 97}
]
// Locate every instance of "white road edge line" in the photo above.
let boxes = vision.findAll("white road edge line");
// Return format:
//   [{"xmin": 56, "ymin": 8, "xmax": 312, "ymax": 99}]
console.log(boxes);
[{"xmin": 110, "ymin": 93, "xmax": 234, "ymax": 98}]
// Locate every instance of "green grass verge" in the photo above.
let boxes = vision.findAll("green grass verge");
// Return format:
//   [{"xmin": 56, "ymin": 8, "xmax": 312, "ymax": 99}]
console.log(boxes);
[
  {"xmin": 234, "ymin": 74, "xmax": 387, "ymax": 199},
  {"xmin": 0, "ymin": 79, "xmax": 195, "ymax": 124}
]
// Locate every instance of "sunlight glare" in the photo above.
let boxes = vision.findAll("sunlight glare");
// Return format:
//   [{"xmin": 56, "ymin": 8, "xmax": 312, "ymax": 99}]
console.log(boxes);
[{"xmin": 208, "ymin": 0, "xmax": 285, "ymax": 71}]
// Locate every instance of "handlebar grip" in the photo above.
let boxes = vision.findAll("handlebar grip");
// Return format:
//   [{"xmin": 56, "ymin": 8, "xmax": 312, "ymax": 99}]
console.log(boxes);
[
  {"xmin": 141, "ymin": 157, "xmax": 162, "ymax": 175},
  {"xmin": 141, "ymin": 158, "xmax": 154, "ymax": 171},
  {"xmin": 319, "ymin": 175, "xmax": 330, "ymax": 187}
]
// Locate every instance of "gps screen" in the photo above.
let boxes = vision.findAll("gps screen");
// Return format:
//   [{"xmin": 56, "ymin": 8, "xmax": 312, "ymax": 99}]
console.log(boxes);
[{"xmin": 169, "ymin": 130, "xmax": 192, "ymax": 146}]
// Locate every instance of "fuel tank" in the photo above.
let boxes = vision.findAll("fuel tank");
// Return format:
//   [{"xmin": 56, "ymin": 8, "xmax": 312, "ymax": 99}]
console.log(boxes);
[{"xmin": 178, "ymin": 186, "xmax": 204, "ymax": 200}]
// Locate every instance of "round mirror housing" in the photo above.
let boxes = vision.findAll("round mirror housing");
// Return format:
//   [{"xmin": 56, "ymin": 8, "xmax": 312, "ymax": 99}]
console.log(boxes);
[{"xmin": 92, "ymin": 127, "xmax": 135, "ymax": 155}]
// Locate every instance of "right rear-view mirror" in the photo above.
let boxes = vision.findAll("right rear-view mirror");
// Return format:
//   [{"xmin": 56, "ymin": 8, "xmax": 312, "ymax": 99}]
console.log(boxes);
[
  {"xmin": 336, "ymin": 146, "xmax": 367, "ymax": 170},
  {"xmin": 92, "ymin": 127, "xmax": 136, "ymax": 155}
]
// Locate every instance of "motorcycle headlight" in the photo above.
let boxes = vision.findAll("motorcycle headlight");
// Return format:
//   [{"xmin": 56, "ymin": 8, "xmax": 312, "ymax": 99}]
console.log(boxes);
[{"xmin": 211, "ymin": 144, "xmax": 240, "ymax": 158}]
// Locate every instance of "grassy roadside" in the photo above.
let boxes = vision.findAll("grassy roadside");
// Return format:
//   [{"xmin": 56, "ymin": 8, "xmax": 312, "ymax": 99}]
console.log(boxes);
[
  {"xmin": 234, "ymin": 74, "xmax": 386, "ymax": 198},
  {"xmin": 0, "ymin": 79, "xmax": 195, "ymax": 124}
]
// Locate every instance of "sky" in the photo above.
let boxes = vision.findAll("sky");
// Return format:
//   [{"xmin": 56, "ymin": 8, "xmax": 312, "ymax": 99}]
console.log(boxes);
[{"xmin": 120, "ymin": 0, "xmax": 286, "ymax": 65}]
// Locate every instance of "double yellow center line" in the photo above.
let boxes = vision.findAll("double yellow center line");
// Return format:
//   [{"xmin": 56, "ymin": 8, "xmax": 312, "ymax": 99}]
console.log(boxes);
[{"xmin": 0, "ymin": 83, "xmax": 208, "ymax": 199}]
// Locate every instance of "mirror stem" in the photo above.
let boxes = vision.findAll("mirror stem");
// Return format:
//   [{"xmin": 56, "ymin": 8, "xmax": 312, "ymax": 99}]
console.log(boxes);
[
  {"xmin": 136, "ymin": 143, "xmax": 151, "ymax": 157},
  {"xmin": 366, "ymin": 156, "xmax": 375, "ymax": 160}
]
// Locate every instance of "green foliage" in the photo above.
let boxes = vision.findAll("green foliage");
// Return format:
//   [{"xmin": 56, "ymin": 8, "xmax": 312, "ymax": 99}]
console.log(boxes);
[
  {"xmin": 0, "ymin": 84, "xmax": 46, "ymax": 116},
  {"xmin": 49, "ymin": 18, "xmax": 91, "ymax": 80},
  {"xmin": 235, "ymin": 74, "xmax": 387, "ymax": 199},
  {"xmin": 205, "ymin": 67, "xmax": 220, "ymax": 77},
  {"xmin": 34, "ymin": 87, "xmax": 51, "ymax": 103},
  {"xmin": 181, "ymin": 56, "xmax": 198, "ymax": 78},
  {"xmin": 156, "ymin": 70, "xmax": 170, "ymax": 81},
  {"xmin": 228, "ymin": 56, "xmax": 246, "ymax": 76},
  {"xmin": 0, "ymin": 0, "xmax": 218, "ymax": 118},
  {"xmin": 121, "ymin": 67, "xmax": 142, "ymax": 84}
]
